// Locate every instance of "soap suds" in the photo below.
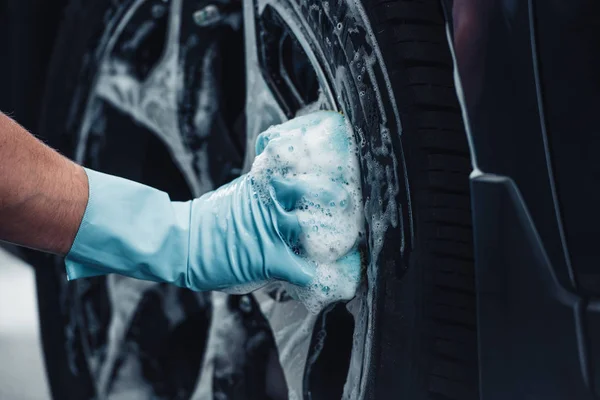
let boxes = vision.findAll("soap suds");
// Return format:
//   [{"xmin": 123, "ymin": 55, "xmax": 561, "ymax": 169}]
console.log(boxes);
[{"xmin": 250, "ymin": 111, "xmax": 365, "ymax": 313}]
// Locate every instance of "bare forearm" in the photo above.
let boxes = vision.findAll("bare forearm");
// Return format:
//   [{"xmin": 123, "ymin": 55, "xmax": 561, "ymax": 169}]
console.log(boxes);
[{"xmin": 0, "ymin": 112, "xmax": 88, "ymax": 255}]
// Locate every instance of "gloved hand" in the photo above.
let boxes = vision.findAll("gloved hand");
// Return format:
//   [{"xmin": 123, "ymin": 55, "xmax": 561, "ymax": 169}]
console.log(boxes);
[
  {"xmin": 65, "ymin": 111, "xmax": 356, "ymax": 292},
  {"xmin": 250, "ymin": 111, "xmax": 364, "ymax": 311}
]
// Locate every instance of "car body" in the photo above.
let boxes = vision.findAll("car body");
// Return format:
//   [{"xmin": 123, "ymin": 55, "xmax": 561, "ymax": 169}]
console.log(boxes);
[{"xmin": 445, "ymin": 0, "xmax": 600, "ymax": 398}]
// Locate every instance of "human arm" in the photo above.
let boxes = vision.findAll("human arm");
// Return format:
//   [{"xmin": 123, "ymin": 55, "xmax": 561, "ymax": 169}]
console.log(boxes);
[{"xmin": 0, "ymin": 111, "xmax": 88, "ymax": 254}]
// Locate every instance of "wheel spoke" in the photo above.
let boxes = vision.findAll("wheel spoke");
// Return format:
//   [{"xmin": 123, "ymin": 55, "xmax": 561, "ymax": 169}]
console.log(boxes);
[
  {"xmin": 92, "ymin": 0, "xmax": 208, "ymax": 196},
  {"xmin": 95, "ymin": 276, "xmax": 157, "ymax": 397},
  {"xmin": 254, "ymin": 285, "xmax": 319, "ymax": 398},
  {"xmin": 241, "ymin": 0, "xmax": 288, "ymax": 173},
  {"xmin": 190, "ymin": 292, "xmax": 248, "ymax": 400},
  {"xmin": 342, "ymin": 284, "xmax": 371, "ymax": 399}
]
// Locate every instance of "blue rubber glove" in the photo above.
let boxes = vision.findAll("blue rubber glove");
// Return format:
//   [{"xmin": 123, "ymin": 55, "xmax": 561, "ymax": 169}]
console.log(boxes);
[
  {"xmin": 65, "ymin": 170, "xmax": 316, "ymax": 290},
  {"xmin": 65, "ymin": 112, "xmax": 355, "ymax": 292}
]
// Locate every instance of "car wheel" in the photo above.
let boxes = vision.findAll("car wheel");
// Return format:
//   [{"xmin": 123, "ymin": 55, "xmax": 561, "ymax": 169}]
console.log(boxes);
[{"xmin": 34, "ymin": 0, "xmax": 478, "ymax": 399}]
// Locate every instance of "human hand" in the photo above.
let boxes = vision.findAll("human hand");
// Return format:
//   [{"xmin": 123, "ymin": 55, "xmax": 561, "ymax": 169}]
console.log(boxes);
[{"xmin": 65, "ymin": 111, "xmax": 363, "ymax": 298}]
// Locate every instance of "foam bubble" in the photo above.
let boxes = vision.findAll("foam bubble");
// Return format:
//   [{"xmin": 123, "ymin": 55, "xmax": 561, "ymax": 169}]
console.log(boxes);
[{"xmin": 250, "ymin": 111, "xmax": 365, "ymax": 313}]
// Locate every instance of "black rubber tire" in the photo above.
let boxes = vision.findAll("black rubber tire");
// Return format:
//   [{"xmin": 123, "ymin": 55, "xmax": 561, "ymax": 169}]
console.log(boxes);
[{"xmin": 358, "ymin": 1, "xmax": 479, "ymax": 399}]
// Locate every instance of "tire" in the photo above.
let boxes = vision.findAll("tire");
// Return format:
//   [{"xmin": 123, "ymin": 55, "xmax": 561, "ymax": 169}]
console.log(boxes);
[{"xmin": 355, "ymin": 1, "xmax": 479, "ymax": 398}]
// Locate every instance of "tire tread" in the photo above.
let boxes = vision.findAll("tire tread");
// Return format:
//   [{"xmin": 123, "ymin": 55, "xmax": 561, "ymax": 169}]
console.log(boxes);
[{"xmin": 363, "ymin": 0, "xmax": 478, "ymax": 399}]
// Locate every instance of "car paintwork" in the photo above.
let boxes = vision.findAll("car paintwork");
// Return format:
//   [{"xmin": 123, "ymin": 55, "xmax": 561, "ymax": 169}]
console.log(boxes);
[{"xmin": 445, "ymin": 0, "xmax": 600, "ymax": 398}]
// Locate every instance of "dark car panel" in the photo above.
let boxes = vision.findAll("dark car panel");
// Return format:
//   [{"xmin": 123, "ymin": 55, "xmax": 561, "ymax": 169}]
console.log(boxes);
[
  {"xmin": 445, "ymin": 0, "xmax": 600, "ymax": 398},
  {"xmin": 534, "ymin": 0, "xmax": 600, "ymax": 295},
  {"xmin": 0, "ymin": 0, "xmax": 68, "ymax": 130},
  {"xmin": 471, "ymin": 174, "xmax": 591, "ymax": 400},
  {"xmin": 449, "ymin": 0, "xmax": 575, "ymax": 289}
]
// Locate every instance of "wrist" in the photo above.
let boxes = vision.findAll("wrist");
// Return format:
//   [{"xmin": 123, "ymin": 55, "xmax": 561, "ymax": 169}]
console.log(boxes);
[{"xmin": 57, "ymin": 162, "xmax": 89, "ymax": 254}]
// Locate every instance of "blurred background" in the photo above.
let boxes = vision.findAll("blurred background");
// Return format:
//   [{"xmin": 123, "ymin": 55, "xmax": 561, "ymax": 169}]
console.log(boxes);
[{"xmin": 0, "ymin": 246, "xmax": 50, "ymax": 399}]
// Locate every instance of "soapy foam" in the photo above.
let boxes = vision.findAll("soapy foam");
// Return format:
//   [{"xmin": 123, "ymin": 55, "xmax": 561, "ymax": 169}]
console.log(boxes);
[{"xmin": 250, "ymin": 112, "xmax": 365, "ymax": 313}]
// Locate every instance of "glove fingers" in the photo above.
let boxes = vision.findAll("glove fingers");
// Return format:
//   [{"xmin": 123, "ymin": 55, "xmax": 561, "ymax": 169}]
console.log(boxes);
[
  {"xmin": 335, "ymin": 248, "xmax": 363, "ymax": 282},
  {"xmin": 255, "ymin": 111, "xmax": 345, "ymax": 157},
  {"xmin": 264, "ymin": 200, "xmax": 316, "ymax": 286},
  {"xmin": 270, "ymin": 247, "xmax": 361, "ymax": 289},
  {"xmin": 270, "ymin": 177, "xmax": 307, "ymax": 211},
  {"xmin": 271, "ymin": 253, "xmax": 317, "ymax": 287},
  {"xmin": 270, "ymin": 176, "xmax": 351, "ymax": 212},
  {"xmin": 255, "ymin": 130, "xmax": 281, "ymax": 156}
]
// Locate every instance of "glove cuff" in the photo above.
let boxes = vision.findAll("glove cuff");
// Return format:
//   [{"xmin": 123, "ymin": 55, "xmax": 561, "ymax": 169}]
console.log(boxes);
[{"xmin": 65, "ymin": 168, "xmax": 192, "ymax": 287}]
